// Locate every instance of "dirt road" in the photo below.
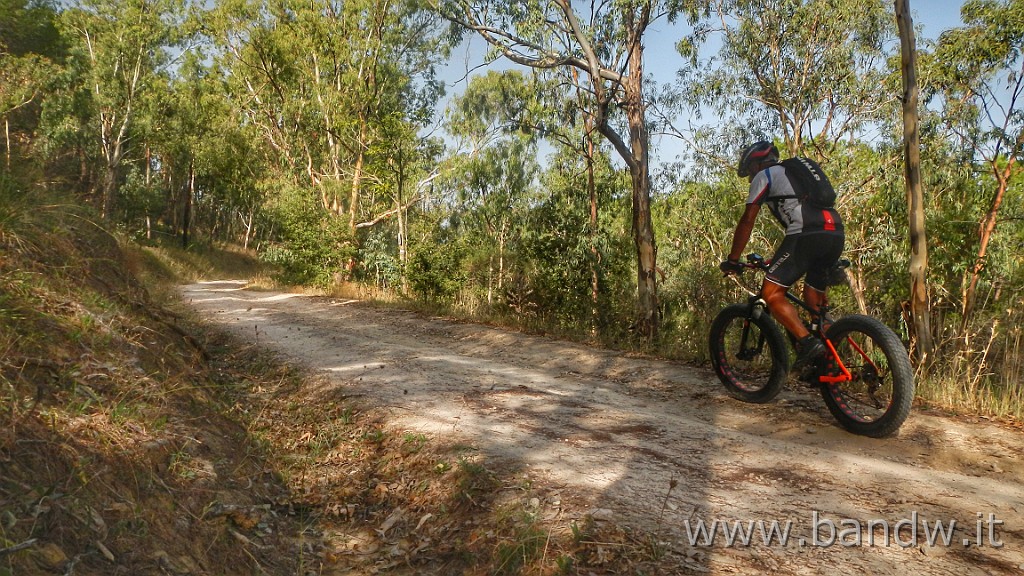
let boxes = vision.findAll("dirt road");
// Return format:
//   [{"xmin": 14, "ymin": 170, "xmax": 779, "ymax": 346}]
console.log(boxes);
[{"xmin": 182, "ymin": 280, "xmax": 1024, "ymax": 575}]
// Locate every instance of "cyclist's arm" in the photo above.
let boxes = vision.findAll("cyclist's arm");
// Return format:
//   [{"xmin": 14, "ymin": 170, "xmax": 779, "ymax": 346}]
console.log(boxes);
[{"xmin": 727, "ymin": 203, "xmax": 761, "ymax": 261}]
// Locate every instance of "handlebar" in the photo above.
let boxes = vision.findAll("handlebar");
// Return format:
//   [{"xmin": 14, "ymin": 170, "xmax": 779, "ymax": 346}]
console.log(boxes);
[{"xmin": 743, "ymin": 253, "xmax": 769, "ymax": 270}]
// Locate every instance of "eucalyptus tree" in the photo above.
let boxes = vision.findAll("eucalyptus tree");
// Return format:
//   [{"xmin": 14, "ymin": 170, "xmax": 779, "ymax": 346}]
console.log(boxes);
[
  {"xmin": 433, "ymin": 0, "xmax": 712, "ymax": 338},
  {"xmin": 138, "ymin": 51, "xmax": 267, "ymax": 248},
  {"xmin": 927, "ymin": 0, "xmax": 1024, "ymax": 323},
  {"xmin": 896, "ymin": 0, "xmax": 933, "ymax": 358},
  {"xmin": 464, "ymin": 141, "xmax": 538, "ymax": 304},
  {"xmin": 205, "ymin": 0, "xmax": 452, "ymax": 238},
  {"xmin": 444, "ymin": 71, "xmax": 537, "ymax": 303},
  {"xmin": 355, "ymin": 114, "xmax": 446, "ymax": 291},
  {"xmin": 58, "ymin": 0, "xmax": 187, "ymax": 219},
  {"xmin": 0, "ymin": 0, "xmax": 63, "ymax": 169},
  {"xmin": 681, "ymin": 0, "xmax": 895, "ymax": 157}
]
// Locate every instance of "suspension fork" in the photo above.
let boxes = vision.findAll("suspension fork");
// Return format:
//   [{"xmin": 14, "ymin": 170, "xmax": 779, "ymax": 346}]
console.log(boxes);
[{"xmin": 736, "ymin": 297, "xmax": 769, "ymax": 360}]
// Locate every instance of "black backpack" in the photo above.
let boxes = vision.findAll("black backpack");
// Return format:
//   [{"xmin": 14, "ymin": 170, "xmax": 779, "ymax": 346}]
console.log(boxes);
[{"xmin": 779, "ymin": 156, "xmax": 836, "ymax": 209}]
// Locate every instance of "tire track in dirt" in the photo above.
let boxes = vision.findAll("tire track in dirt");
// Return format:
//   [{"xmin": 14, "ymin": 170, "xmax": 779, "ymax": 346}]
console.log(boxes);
[{"xmin": 183, "ymin": 281, "xmax": 1024, "ymax": 575}]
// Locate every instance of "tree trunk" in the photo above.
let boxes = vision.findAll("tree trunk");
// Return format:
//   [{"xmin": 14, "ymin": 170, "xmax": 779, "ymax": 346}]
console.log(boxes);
[
  {"xmin": 896, "ymin": 0, "xmax": 933, "ymax": 359},
  {"xmin": 623, "ymin": 16, "xmax": 658, "ymax": 339},
  {"xmin": 349, "ymin": 119, "xmax": 369, "ymax": 231},
  {"xmin": 396, "ymin": 156, "xmax": 409, "ymax": 294},
  {"xmin": 498, "ymin": 224, "xmax": 506, "ymax": 292},
  {"xmin": 848, "ymin": 266, "xmax": 869, "ymax": 315},
  {"xmin": 241, "ymin": 209, "xmax": 254, "ymax": 250},
  {"xmin": 487, "ymin": 255, "xmax": 494, "ymax": 305},
  {"xmin": 963, "ymin": 159, "xmax": 1014, "ymax": 323},
  {"xmin": 182, "ymin": 161, "xmax": 194, "ymax": 249},
  {"xmin": 101, "ymin": 163, "xmax": 119, "ymax": 220},
  {"xmin": 587, "ymin": 125, "xmax": 600, "ymax": 335}
]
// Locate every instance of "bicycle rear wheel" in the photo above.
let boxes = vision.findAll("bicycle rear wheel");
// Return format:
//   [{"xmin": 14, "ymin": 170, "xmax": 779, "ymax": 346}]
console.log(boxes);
[
  {"xmin": 820, "ymin": 315, "xmax": 915, "ymax": 437},
  {"xmin": 709, "ymin": 303, "xmax": 789, "ymax": 403}
]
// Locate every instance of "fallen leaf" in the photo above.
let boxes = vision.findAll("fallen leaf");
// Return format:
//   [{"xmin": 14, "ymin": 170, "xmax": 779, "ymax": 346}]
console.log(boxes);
[{"xmin": 415, "ymin": 513, "xmax": 433, "ymax": 531}]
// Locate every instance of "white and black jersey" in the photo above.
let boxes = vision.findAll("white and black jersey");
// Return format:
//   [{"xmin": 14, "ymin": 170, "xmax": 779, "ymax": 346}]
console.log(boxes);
[{"xmin": 746, "ymin": 164, "xmax": 843, "ymax": 237}]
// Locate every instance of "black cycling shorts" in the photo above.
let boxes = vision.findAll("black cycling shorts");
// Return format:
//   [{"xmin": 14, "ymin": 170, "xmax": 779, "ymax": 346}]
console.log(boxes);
[{"xmin": 766, "ymin": 233, "xmax": 845, "ymax": 291}]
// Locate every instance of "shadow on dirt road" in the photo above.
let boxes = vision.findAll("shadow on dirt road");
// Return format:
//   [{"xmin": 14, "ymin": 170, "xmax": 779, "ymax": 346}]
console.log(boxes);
[{"xmin": 183, "ymin": 281, "xmax": 1024, "ymax": 575}]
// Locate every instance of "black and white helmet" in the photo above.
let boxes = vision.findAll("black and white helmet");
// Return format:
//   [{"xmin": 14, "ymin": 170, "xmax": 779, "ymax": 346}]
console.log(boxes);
[{"xmin": 737, "ymin": 141, "xmax": 779, "ymax": 177}]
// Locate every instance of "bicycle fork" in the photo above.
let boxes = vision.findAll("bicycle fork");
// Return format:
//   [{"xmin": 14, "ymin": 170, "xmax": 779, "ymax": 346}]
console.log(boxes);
[{"xmin": 735, "ymin": 297, "xmax": 770, "ymax": 361}]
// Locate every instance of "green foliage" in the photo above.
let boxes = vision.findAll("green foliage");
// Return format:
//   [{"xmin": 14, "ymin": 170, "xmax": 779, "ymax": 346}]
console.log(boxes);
[
  {"xmin": 5, "ymin": 0, "xmax": 1024, "ymax": 420},
  {"xmin": 56, "ymin": 0, "xmax": 188, "ymax": 215},
  {"xmin": 516, "ymin": 160, "xmax": 634, "ymax": 336},
  {"xmin": 492, "ymin": 509, "xmax": 547, "ymax": 576},
  {"xmin": 406, "ymin": 224, "xmax": 469, "ymax": 303},
  {"xmin": 656, "ymin": 180, "xmax": 742, "ymax": 359},
  {"xmin": 202, "ymin": 0, "xmax": 451, "ymax": 241},
  {"xmin": 447, "ymin": 70, "xmax": 543, "ymax": 140},
  {"xmin": 681, "ymin": 0, "xmax": 896, "ymax": 159},
  {"xmin": 260, "ymin": 183, "xmax": 355, "ymax": 288},
  {"xmin": 118, "ymin": 167, "xmax": 165, "ymax": 240},
  {"xmin": 0, "ymin": 0, "xmax": 64, "ymax": 168},
  {"xmin": 359, "ymin": 229, "xmax": 402, "ymax": 289},
  {"xmin": 0, "ymin": 0, "xmax": 63, "ymax": 58}
]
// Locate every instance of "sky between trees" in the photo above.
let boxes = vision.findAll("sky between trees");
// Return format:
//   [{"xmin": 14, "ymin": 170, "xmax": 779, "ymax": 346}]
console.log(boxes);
[{"xmin": 433, "ymin": 0, "xmax": 966, "ymax": 171}]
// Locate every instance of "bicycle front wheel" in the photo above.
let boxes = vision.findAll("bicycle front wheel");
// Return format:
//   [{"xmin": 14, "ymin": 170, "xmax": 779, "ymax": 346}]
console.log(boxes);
[
  {"xmin": 821, "ymin": 315, "xmax": 915, "ymax": 437},
  {"xmin": 709, "ymin": 303, "xmax": 789, "ymax": 403}
]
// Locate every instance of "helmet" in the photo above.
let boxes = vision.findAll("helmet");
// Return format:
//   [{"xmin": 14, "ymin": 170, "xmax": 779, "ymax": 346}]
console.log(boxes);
[{"xmin": 737, "ymin": 141, "xmax": 779, "ymax": 177}]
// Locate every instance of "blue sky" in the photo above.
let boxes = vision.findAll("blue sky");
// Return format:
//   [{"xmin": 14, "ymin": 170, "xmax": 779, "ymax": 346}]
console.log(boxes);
[
  {"xmin": 435, "ymin": 0, "xmax": 969, "ymax": 165},
  {"xmin": 647, "ymin": 0, "xmax": 965, "ymax": 78},
  {"xmin": 441, "ymin": 0, "xmax": 967, "ymax": 95}
]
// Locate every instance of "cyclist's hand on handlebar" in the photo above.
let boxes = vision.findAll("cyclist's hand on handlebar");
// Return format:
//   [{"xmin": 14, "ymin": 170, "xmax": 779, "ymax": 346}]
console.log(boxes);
[{"xmin": 719, "ymin": 258, "xmax": 744, "ymax": 275}]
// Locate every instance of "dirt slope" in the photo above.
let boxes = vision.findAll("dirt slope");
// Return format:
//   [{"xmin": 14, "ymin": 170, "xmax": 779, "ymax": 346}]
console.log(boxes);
[{"xmin": 182, "ymin": 280, "xmax": 1024, "ymax": 575}]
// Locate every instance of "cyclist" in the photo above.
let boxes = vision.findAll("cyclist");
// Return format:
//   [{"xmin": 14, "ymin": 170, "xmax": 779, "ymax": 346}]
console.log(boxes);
[{"xmin": 719, "ymin": 141, "xmax": 845, "ymax": 371}]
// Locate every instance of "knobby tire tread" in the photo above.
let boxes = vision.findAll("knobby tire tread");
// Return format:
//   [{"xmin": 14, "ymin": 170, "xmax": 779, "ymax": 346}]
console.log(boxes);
[
  {"xmin": 709, "ymin": 303, "xmax": 789, "ymax": 404},
  {"xmin": 821, "ymin": 315, "xmax": 915, "ymax": 437}
]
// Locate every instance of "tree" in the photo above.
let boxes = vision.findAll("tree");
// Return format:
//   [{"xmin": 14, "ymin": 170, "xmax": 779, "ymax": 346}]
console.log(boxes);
[
  {"xmin": 0, "ymin": 0, "xmax": 62, "ymax": 169},
  {"xmin": 445, "ymin": 71, "xmax": 539, "ymax": 303},
  {"xmin": 59, "ymin": 0, "xmax": 186, "ymax": 219},
  {"xmin": 433, "ymin": 0, "xmax": 709, "ymax": 338},
  {"xmin": 206, "ymin": 0, "xmax": 450, "ymax": 226},
  {"xmin": 928, "ymin": 0, "xmax": 1024, "ymax": 324},
  {"xmin": 203, "ymin": 0, "xmax": 452, "ymax": 282},
  {"xmin": 141, "ymin": 52, "xmax": 263, "ymax": 248},
  {"xmin": 896, "ymin": 0, "xmax": 933, "ymax": 358},
  {"xmin": 681, "ymin": 0, "xmax": 894, "ymax": 157}
]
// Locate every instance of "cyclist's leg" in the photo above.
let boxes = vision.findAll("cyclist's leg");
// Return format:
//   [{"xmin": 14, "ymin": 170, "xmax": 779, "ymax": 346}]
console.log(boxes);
[
  {"xmin": 803, "ymin": 285, "xmax": 826, "ymax": 316},
  {"xmin": 765, "ymin": 236, "xmax": 831, "ymax": 370},
  {"xmin": 762, "ymin": 235, "xmax": 810, "ymax": 339},
  {"xmin": 762, "ymin": 280, "xmax": 808, "ymax": 339},
  {"xmin": 803, "ymin": 234, "xmax": 845, "ymax": 324}
]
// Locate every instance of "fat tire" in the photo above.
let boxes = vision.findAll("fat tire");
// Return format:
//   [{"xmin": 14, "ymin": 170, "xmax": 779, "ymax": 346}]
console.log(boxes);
[
  {"xmin": 709, "ymin": 303, "xmax": 789, "ymax": 403},
  {"xmin": 821, "ymin": 315, "xmax": 915, "ymax": 437}
]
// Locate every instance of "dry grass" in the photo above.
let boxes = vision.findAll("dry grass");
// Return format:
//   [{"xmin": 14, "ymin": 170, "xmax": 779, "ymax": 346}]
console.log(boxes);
[
  {"xmin": 129, "ymin": 242, "xmax": 276, "ymax": 286},
  {"xmin": 908, "ymin": 316, "xmax": 1024, "ymax": 422},
  {"xmin": 0, "ymin": 187, "xmax": 313, "ymax": 575},
  {"xmin": 0, "ymin": 184, "xmax": 681, "ymax": 575}
]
